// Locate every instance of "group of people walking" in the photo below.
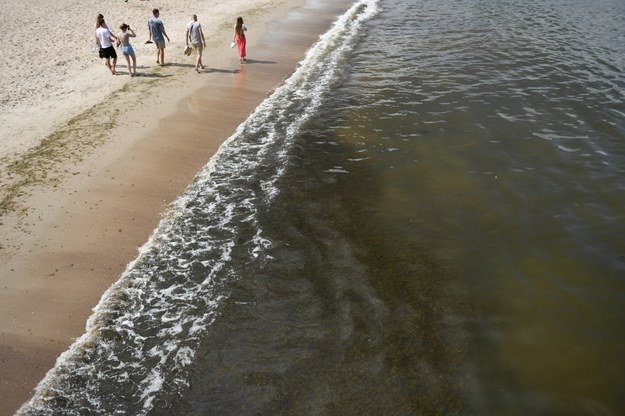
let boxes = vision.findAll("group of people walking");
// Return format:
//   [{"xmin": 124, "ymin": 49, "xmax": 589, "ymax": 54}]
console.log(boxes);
[
  {"xmin": 95, "ymin": 14, "xmax": 137, "ymax": 76},
  {"xmin": 95, "ymin": 9, "xmax": 248, "ymax": 76}
]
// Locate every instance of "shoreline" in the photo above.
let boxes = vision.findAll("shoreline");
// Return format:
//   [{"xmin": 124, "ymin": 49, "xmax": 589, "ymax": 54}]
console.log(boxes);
[{"xmin": 0, "ymin": 0, "xmax": 351, "ymax": 413}]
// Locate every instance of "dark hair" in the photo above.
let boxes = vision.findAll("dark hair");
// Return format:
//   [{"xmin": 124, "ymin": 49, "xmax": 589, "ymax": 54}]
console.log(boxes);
[
  {"xmin": 120, "ymin": 23, "xmax": 129, "ymax": 30},
  {"xmin": 153, "ymin": 8, "xmax": 159, "ymax": 14},
  {"xmin": 235, "ymin": 16, "xmax": 245, "ymax": 37}
]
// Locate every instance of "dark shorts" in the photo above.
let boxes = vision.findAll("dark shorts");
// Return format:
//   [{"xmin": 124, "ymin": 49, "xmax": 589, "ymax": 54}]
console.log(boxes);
[{"xmin": 101, "ymin": 45, "xmax": 117, "ymax": 60}]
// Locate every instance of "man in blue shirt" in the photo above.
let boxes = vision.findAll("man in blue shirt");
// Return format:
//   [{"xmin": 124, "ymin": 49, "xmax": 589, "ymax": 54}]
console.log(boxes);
[{"xmin": 148, "ymin": 9, "xmax": 170, "ymax": 65}]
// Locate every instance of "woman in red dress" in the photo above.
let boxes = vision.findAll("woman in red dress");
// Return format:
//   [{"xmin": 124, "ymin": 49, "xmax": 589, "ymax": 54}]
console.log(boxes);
[{"xmin": 233, "ymin": 16, "xmax": 247, "ymax": 63}]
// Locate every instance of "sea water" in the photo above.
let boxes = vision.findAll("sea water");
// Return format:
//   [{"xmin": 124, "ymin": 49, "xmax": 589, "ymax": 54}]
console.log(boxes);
[{"xmin": 19, "ymin": 0, "xmax": 625, "ymax": 414}]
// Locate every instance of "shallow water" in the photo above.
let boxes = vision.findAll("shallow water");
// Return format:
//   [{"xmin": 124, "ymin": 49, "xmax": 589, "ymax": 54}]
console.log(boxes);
[{"xmin": 20, "ymin": 0, "xmax": 625, "ymax": 414}]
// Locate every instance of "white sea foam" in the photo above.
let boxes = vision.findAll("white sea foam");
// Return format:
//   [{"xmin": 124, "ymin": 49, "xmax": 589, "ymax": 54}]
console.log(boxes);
[
  {"xmin": 326, "ymin": 167, "xmax": 350, "ymax": 173},
  {"xmin": 558, "ymin": 145, "xmax": 581, "ymax": 152}
]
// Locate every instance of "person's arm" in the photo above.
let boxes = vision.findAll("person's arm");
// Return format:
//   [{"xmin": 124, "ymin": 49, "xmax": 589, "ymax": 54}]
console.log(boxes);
[
  {"xmin": 128, "ymin": 28, "xmax": 136, "ymax": 38},
  {"xmin": 108, "ymin": 28, "xmax": 118, "ymax": 41},
  {"xmin": 200, "ymin": 28, "xmax": 206, "ymax": 47},
  {"xmin": 164, "ymin": 29, "xmax": 170, "ymax": 42},
  {"xmin": 147, "ymin": 21, "xmax": 152, "ymax": 41},
  {"xmin": 185, "ymin": 24, "xmax": 190, "ymax": 46}
]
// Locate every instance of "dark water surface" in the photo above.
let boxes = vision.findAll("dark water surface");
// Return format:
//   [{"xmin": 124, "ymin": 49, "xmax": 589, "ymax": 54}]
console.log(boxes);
[{"xmin": 21, "ymin": 0, "xmax": 625, "ymax": 414}]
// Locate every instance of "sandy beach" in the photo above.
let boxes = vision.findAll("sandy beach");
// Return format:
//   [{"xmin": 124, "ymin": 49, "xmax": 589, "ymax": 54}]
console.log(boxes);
[{"xmin": 0, "ymin": 0, "xmax": 348, "ymax": 412}]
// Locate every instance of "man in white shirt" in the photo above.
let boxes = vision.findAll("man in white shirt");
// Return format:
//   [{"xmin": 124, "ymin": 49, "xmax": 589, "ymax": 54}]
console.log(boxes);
[{"xmin": 186, "ymin": 14, "xmax": 207, "ymax": 73}]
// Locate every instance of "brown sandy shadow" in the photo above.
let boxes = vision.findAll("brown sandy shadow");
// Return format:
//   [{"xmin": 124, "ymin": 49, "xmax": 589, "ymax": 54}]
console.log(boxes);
[
  {"xmin": 243, "ymin": 59, "xmax": 277, "ymax": 65},
  {"xmin": 157, "ymin": 63, "xmax": 195, "ymax": 68},
  {"xmin": 202, "ymin": 68, "xmax": 239, "ymax": 74},
  {"xmin": 138, "ymin": 73, "xmax": 174, "ymax": 78}
]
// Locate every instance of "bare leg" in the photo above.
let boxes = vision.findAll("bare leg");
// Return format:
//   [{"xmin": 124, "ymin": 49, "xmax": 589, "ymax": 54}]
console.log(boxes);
[
  {"xmin": 112, "ymin": 57, "xmax": 117, "ymax": 74},
  {"xmin": 104, "ymin": 58, "xmax": 114, "ymax": 74},
  {"xmin": 156, "ymin": 47, "xmax": 165, "ymax": 65},
  {"xmin": 131, "ymin": 53, "xmax": 137, "ymax": 76},
  {"xmin": 195, "ymin": 52, "xmax": 202, "ymax": 72},
  {"xmin": 124, "ymin": 54, "xmax": 132, "ymax": 76}
]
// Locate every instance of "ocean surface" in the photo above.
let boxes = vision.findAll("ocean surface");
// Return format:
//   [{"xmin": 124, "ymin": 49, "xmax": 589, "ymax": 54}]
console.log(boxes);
[{"xmin": 19, "ymin": 0, "xmax": 625, "ymax": 414}]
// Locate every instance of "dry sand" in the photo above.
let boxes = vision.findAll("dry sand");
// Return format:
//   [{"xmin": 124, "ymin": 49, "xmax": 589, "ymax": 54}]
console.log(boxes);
[{"xmin": 0, "ymin": 0, "xmax": 348, "ymax": 413}]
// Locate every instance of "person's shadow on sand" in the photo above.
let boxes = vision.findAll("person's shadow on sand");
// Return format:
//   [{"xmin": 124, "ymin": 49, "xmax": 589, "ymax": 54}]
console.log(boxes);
[
  {"xmin": 134, "ymin": 72, "xmax": 173, "ymax": 78},
  {"xmin": 241, "ymin": 59, "xmax": 277, "ymax": 65},
  {"xmin": 201, "ymin": 68, "xmax": 238, "ymax": 74},
  {"xmin": 155, "ymin": 62, "xmax": 195, "ymax": 68}
]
